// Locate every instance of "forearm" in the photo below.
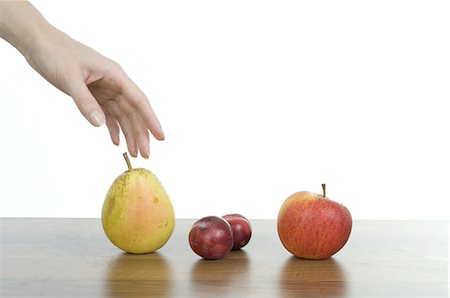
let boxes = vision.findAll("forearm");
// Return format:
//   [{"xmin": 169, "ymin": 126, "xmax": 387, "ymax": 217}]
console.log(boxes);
[{"xmin": 0, "ymin": 1, "xmax": 54, "ymax": 58}]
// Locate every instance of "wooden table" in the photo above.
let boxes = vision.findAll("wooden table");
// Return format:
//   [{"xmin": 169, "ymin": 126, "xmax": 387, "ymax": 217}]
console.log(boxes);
[{"xmin": 1, "ymin": 219, "xmax": 448, "ymax": 297}]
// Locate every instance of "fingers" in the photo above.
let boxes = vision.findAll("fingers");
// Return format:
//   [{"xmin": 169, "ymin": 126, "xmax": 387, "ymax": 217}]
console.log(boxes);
[
  {"xmin": 118, "ymin": 115, "xmax": 138, "ymax": 158},
  {"xmin": 135, "ymin": 123, "xmax": 150, "ymax": 159},
  {"xmin": 107, "ymin": 102, "xmax": 137, "ymax": 157},
  {"xmin": 69, "ymin": 79, "xmax": 106, "ymax": 127},
  {"xmin": 120, "ymin": 77, "xmax": 165, "ymax": 141},
  {"xmin": 82, "ymin": 65, "xmax": 162, "ymax": 158},
  {"xmin": 105, "ymin": 101, "xmax": 149, "ymax": 158},
  {"xmin": 105, "ymin": 114, "xmax": 120, "ymax": 146}
]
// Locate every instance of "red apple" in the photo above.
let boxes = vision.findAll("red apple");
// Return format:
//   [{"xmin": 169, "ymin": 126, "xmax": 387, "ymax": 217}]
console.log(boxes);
[
  {"xmin": 222, "ymin": 214, "xmax": 252, "ymax": 250},
  {"xmin": 189, "ymin": 216, "xmax": 234, "ymax": 260},
  {"xmin": 277, "ymin": 184, "xmax": 352, "ymax": 260}
]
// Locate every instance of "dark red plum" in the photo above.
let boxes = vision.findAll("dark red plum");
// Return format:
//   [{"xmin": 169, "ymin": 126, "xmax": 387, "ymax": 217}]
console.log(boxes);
[
  {"xmin": 222, "ymin": 214, "xmax": 252, "ymax": 250},
  {"xmin": 188, "ymin": 216, "xmax": 234, "ymax": 260}
]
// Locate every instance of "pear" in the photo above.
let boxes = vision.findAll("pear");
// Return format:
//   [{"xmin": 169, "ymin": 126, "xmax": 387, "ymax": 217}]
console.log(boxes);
[{"xmin": 102, "ymin": 153, "xmax": 175, "ymax": 254}]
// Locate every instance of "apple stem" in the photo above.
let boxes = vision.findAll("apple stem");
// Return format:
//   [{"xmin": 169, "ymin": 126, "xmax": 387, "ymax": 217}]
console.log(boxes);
[
  {"xmin": 123, "ymin": 152, "xmax": 132, "ymax": 171},
  {"xmin": 322, "ymin": 183, "xmax": 326, "ymax": 197}
]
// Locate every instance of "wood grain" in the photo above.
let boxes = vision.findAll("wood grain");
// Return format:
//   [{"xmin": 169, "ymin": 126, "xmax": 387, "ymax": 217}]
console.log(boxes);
[{"xmin": 1, "ymin": 219, "xmax": 448, "ymax": 297}]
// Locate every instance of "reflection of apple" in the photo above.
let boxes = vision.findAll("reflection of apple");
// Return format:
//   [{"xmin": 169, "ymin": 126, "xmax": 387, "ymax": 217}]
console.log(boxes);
[
  {"xmin": 277, "ymin": 184, "xmax": 352, "ymax": 260},
  {"xmin": 279, "ymin": 256, "xmax": 347, "ymax": 297},
  {"xmin": 189, "ymin": 216, "xmax": 234, "ymax": 260},
  {"xmin": 222, "ymin": 214, "xmax": 252, "ymax": 250}
]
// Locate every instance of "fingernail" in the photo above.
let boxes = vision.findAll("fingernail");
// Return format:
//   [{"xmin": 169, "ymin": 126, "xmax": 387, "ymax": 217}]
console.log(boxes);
[{"xmin": 90, "ymin": 111, "xmax": 105, "ymax": 127}]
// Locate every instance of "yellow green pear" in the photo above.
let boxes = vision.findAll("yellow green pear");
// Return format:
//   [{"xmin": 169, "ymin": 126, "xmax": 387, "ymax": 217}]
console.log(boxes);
[{"xmin": 102, "ymin": 153, "xmax": 175, "ymax": 254}]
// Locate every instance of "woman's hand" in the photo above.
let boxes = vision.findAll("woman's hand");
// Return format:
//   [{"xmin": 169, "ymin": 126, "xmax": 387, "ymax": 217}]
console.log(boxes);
[
  {"xmin": 0, "ymin": 1, "xmax": 164, "ymax": 158},
  {"xmin": 26, "ymin": 29, "xmax": 165, "ymax": 158}
]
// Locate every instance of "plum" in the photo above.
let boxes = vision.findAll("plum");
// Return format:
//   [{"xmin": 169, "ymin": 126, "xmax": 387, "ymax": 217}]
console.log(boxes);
[
  {"xmin": 222, "ymin": 214, "xmax": 252, "ymax": 250},
  {"xmin": 188, "ymin": 216, "xmax": 234, "ymax": 260}
]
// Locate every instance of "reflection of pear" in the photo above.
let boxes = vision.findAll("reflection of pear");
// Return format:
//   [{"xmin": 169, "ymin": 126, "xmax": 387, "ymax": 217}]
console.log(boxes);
[
  {"xmin": 190, "ymin": 250, "xmax": 250, "ymax": 292},
  {"xmin": 279, "ymin": 257, "xmax": 347, "ymax": 298},
  {"xmin": 102, "ymin": 153, "xmax": 175, "ymax": 254},
  {"xmin": 105, "ymin": 252, "xmax": 172, "ymax": 297}
]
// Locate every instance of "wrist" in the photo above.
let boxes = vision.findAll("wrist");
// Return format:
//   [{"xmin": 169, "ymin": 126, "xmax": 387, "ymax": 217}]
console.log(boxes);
[{"xmin": 0, "ymin": 1, "xmax": 55, "ymax": 58}]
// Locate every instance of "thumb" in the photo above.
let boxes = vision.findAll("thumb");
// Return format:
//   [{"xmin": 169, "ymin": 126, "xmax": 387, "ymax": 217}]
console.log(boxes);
[{"xmin": 69, "ymin": 81, "xmax": 105, "ymax": 127}]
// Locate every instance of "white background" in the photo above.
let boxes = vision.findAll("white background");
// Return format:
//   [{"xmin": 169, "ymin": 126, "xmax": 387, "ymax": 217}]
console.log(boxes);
[{"xmin": 1, "ymin": 0, "xmax": 449, "ymax": 219}]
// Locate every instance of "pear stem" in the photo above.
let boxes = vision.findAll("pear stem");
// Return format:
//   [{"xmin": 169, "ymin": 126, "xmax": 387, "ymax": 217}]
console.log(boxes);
[
  {"xmin": 123, "ymin": 152, "xmax": 132, "ymax": 171},
  {"xmin": 322, "ymin": 183, "xmax": 326, "ymax": 197}
]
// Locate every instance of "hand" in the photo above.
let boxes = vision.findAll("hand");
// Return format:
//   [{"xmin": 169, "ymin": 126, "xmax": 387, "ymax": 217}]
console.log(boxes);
[
  {"xmin": 28, "ymin": 29, "xmax": 164, "ymax": 158},
  {"xmin": 0, "ymin": 1, "xmax": 164, "ymax": 159}
]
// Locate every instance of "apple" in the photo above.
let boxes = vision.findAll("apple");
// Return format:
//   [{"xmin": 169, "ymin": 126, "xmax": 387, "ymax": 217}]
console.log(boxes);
[
  {"xmin": 222, "ymin": 214, "xmax": 252, "ymax": 250},
  {"xmin": 277, "ymin": 184, "xmax": 352, "ymax": 260},
  {"xmin": 189, "ymin": 216, "xmax": 234, "ymax": 260}
]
